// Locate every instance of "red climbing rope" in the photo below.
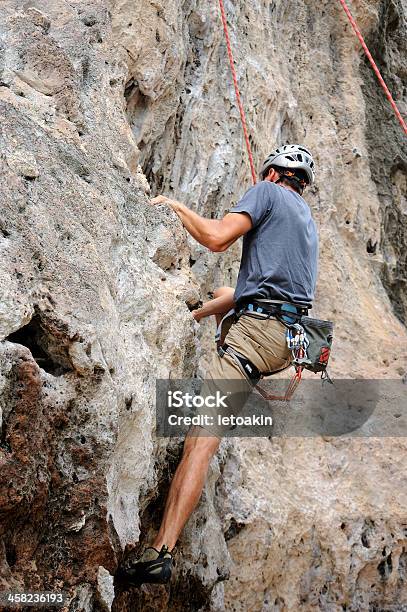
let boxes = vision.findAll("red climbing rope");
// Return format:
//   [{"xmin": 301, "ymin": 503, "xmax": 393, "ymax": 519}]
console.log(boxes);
[
  {"xmin": 338, "ymin": 0, "xmax": 407, "ymax": 135},
  {"xmin": 218, "ymin": 0, "xmax": 257, "ymax": 184}
]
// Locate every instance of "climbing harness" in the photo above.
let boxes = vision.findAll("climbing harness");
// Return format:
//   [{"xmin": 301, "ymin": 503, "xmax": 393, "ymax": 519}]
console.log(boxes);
[
  {"xmin": 218, "ymin": 0, "xmax": 257, "ymax": 184},
  {"xmin": 216, "ymin": 303, "xmax": 334, "ymax": 402},
  {"xmin": 338, "ymin": 0, "xmax": 407, "ymax": 135}
]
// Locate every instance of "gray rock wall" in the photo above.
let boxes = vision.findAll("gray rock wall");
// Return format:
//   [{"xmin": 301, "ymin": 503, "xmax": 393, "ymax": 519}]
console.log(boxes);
[
  {"xmin": 360, "ymin": 0, "xmax": 407, "ymax": 325},
  {"xmin": 0, "ymin": 0, "xmax": 406, "ymax": 610}
]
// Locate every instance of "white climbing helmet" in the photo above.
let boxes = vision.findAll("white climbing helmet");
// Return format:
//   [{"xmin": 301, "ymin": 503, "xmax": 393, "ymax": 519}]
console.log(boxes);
[{"xmin": 260, "ymin": 144, "xmax": 316, "ymax": 185}]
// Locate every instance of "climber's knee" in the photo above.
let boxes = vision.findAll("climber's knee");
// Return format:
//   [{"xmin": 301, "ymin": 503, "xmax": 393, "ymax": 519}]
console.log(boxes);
[
  {"xmin": 213, "ymin": 286, "xmax": 234, "ymax": 299},
  {"xmin": 183, "ymin": 427, "xmax": 220, "ymax": 463}
]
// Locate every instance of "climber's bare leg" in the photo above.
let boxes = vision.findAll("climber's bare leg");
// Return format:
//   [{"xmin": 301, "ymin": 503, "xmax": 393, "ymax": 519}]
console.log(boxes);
[
  {"xmin": 152, "ymin": 427, "xmax": 220, "ymax": 551},
  {"xmin": 152, "ymin": 287, "xmax": 232, "ymax": 550},
  {"xmin": 193, "ymin": 286, "xmax": 235, "ymax": 324}
]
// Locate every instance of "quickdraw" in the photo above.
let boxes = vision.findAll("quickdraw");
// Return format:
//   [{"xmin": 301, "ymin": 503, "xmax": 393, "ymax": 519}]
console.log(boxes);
[{"xmin": 286, "ymin": 324, "xmax": 310, "ymax": 364}]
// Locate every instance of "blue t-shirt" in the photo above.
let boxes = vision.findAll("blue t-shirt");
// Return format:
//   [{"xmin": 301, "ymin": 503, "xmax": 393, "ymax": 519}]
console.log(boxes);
[{"xmin": 231, "ymin": 181, "xmax": 318, "ymax": 307}]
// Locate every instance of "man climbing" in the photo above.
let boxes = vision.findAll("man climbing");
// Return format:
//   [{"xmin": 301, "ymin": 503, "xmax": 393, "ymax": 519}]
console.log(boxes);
[{"xmin": 116, "ymin": 144, "xmax": 318, "ymax": 586}]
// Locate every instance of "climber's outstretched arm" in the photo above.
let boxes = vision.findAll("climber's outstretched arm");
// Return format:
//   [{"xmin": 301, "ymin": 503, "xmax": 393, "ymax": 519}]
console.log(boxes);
[
  {"xmin": 150, "ymin": 195, "xmax": 252, "ymax": 252},
  {"xmin": 193, "ymin": 286, "xmax": 235, "ymax": 323}
]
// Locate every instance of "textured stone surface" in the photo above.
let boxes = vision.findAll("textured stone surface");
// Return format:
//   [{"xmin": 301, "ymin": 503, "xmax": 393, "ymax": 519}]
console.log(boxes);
[
  {"xmin": 360, "ymin": 0, "xmax": 407, "ymax": 326},
  {"xmin": 0, "ymin": 1, "xmax": 198, "ymax": 607},
  {"xmin": 0, "ymin": 0, "xmax": 406, "ymax": 610}
]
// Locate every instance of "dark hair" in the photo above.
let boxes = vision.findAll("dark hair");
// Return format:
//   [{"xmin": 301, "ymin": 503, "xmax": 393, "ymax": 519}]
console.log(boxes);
[{"xmin": 270, "ymin": 166, "xmax": 308, "ymax": 195}]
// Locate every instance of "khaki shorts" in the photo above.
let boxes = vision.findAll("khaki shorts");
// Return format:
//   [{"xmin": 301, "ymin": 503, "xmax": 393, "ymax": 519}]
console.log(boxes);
[{"xmin": 197, "ymin": 314, "xmax": 291, "ymax": 438}]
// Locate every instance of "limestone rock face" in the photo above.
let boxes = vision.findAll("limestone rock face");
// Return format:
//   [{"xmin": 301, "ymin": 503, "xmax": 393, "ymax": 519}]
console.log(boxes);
[{"xmin": 0, "ymin": 0, "xmax": 406, "ymax": 611}]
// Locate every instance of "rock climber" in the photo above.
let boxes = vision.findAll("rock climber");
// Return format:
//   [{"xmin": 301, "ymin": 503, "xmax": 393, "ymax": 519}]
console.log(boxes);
[{"xmin": 116, "ymin": 144, "xmax": 318, "ymax": 586}]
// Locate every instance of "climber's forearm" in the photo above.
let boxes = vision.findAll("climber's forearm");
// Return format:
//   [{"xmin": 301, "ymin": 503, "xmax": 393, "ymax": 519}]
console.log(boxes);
[
  {"xmin": 169, "ymin": 201, "xmax": 225, "ymax": 252},
  {"xmin": 150, "ymin": 194, "xmax": 252, "ymax": 251},
  {"xmin": 193, "ymin": 293, "xmax": 235, "ymax": 322}
]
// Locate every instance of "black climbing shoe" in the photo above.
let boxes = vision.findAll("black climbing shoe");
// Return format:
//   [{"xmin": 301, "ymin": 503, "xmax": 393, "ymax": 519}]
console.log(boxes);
[{"xmin": 116, "ymin": 545, "xmax": 174, "ymax": 587}]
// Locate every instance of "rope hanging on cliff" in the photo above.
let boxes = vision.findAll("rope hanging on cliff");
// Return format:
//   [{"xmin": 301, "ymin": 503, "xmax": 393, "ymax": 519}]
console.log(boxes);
[
  {"xmin": 338, "ymin": 0, "xmax": 407, "ymax": 135},
  {"xmin": 218, "ymin": 0, "xmax": 257, "ymax": 184}
]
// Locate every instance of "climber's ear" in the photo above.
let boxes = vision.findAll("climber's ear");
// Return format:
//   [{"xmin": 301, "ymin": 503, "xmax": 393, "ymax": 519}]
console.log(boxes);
[{"xmin": 264, "ymin": 168, "xmax": 280, "ymax": 183}]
